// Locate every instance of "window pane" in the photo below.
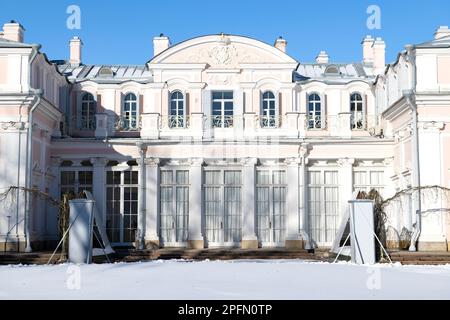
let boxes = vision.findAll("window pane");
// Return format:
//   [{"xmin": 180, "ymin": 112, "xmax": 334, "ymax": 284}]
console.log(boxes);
[{"xmin": 161, "ymin": 171, "xmax": 173, "ymax": 184}]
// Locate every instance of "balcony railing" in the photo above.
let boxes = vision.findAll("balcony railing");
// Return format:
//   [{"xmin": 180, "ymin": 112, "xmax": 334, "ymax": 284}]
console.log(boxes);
[
  {"xmin": 66, "ymin": 112, "xmax": 384, "ymax": 139},
  {"xmin": 257, "ymin": 115, "xmax": 283, "ymax": 128},
  {"xmin": 114, "ymin": 115, "xmax": 141, "ymax": 131}
]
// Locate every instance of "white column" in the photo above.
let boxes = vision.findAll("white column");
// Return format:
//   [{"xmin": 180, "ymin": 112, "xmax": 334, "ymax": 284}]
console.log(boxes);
[
  {"xmin": 136, "ymin": 144, "xmax": 147, "ymax": 249},
  {"xmin": 91, "ymin": 157, "xmax": 108, "ymax": 222},
  {"xmin": 285, "ymin": 157, "xmax": 302, "ymax": 248},
  {"xmin": 241, "ymin": 157, "xmax": 258, "ymax": 249},
  {"xmin": 338, "ymin": 158, "xmax": 355, "ymax": 220},
  {"xmin": 299, "ymin": 145, "xmax": 312, "ymax": 249},
  {"xmin": 188, "ymin": 158, "xmax": 204, "ymax": 249},
  {"xmin": 145, "ymin": 157, "xmax": 160, "ymax": 248}
]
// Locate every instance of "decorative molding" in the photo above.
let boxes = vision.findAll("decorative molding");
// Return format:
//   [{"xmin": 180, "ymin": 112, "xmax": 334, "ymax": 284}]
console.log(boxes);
[
  {"xmin": 240, "ymin": 157, "xmax": 258, "ymax": 166},
  {"xmin": 0, "ymin": 121, "xmax": 25, "ymax": 130},
  {"xmin": 188, "ymin": 158, "xmax": 204, "ymax": 167},
  {"xmin": 383, "ymin": 157, "xmax": 394, "ymax": 167},
  {"xmin": 90, "ymin": 157, "xmax": 109, "ymax": 167},
  {"xmin": 284, "ymin": 157, "xmax": 301, "ymax": 166},
  {"xmin": 418, "ymin": 121, "xmax": 445, "ymax": 131},
  {"xmin": 337, "ymin": 158, "xmax": 355, "ymax": 167},
  {"xmin": 144, "ymin": 157, "xmax": 160, "ymax": 166}
]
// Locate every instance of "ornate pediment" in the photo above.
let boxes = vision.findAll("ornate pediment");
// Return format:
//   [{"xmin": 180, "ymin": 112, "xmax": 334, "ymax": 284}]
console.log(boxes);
[{"xmin": 149, "ymin": 34, "xmax": 297, "ymax": 66}]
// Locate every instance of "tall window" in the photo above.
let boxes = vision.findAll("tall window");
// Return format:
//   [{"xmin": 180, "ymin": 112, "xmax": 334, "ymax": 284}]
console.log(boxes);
[
  {"xmin": 123, "ymin": 93, "xmax": 138, "ymax": 130},
  {"xmin": 261, "ymin": 91, "xmax": 277, "ymax": 128},
  {"xmin": 350, "ymin": 93, "xmax": 364, "ymax": 129},
  {"xmin": 308, "ymin": 93, "xmax": 322, "ymax": 129},
  {"xmin": 60, "ymin": 170, "xmax": 93, "ymax": 197},
  {"xmin": 106, "ymin": 170, "xmax": 138, "ymax": 244},
  {"xmin": 256, "ymin": 169, "xmax": 286, "ymax": 245},
  {"xmin": 212, "ymin": 91, "xmax": 234, "ymax": 128},
  {"xmin": 170, "ymin": 91, "xmax": 185, "ymax": 128},
  {"xmin": 308, "ymin": 170, "xmax": 339, "ymax": 246},
  {"xmin": 353, "ymin": 170, "xmax": 384, "ymax": 194},
  {"xmin": 204, "ymin": 170, "xmax": 242, "ymax": 244},
  {"xmin": 80, "ymin": 93, "xmax": 96, "ymax": 130},
  {"xmin": 160, "ymin": 170, "xmax": 189, "ymax": 245}
]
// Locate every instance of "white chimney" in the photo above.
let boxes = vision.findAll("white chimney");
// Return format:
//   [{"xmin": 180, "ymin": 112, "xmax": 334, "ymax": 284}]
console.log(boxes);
[
  {"xmin": 274, "ymin": 36, "xmax": 287, "ymax": 53},
  {"xmin": 362, "ymin": 35, "xmax": 375, "ymax": 65},
  {"xmin": 316, "ymin": 51, "xmax": 329, "ymax": 64},
  {"xmin": 373, "ymin": 37, "xmax": 386, "ymax": 75},
  {"xmin": 153, "ymin": 34, "xmax": 170, "ymax": 57},
  {"xmin": 2, "ymin": 21, "xmax": 25, "ymax": 42},
  {"xmin": 69, "ymin": 36, "xmax": 83, "ymax": 66},
  {"xmin": 434, "ymin": 26, "xmax": 450, "ymax": 39}
]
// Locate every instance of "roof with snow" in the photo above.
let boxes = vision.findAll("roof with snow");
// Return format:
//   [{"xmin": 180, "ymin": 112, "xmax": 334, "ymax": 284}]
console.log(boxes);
[
  {"xmin": 294, "ymin": 63, "xmax": 375, "ymax": 84},
  {"xmin": 57, "ymin": 64, "xmax": 153, "ymax": 84}
]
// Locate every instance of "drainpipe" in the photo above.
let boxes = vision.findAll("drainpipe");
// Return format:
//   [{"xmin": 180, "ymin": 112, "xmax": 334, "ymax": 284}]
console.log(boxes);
[
  {"xmin": 403, "ymin": 45, "xmax": 422, "ymax": 252},
  {"xmin": 23, "ymin": 44, "xmax": 42, "ymax": 253}
]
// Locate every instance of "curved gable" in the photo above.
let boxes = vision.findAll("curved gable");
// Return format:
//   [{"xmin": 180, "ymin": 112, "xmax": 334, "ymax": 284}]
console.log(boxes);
[{"xmin": 149, "ymin": 34, "xmax": 297, "ymax": 66}]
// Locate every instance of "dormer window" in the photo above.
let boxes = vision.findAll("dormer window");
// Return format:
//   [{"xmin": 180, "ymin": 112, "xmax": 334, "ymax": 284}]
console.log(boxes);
[
  {"xmin": 98, "ymin": 66, "xmax": 114, "ymax": 78},
  {"xmin": 325, "ymin": 65, "xmax": 340, "ymax": 75}
]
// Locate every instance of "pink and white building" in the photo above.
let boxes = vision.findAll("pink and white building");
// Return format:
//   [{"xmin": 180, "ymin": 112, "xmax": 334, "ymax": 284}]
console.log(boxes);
[{"xmin": 0, "ymin": 21, "xmax": 449, "ymax": 252}]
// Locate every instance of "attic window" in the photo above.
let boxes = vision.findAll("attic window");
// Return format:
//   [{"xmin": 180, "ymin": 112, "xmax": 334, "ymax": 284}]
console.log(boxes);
[
  {"xmin": 325, "ymin": 65, "xmax": 340, "ymax": 75},
  {"xmin": 98, "ymin": 67, "xmax": 114, "ymax": 77}
]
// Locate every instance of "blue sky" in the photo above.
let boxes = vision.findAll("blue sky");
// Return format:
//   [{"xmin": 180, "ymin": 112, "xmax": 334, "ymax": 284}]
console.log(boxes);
[{"xmin": 1, "ymin": 0, "xmax": 449, "ymax": 65}]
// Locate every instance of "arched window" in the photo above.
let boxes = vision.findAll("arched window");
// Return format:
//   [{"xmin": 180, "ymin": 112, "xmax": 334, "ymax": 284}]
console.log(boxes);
[
  {"xmin": 261, "ymin": 91, "xmax": 277, "ymax": 128},
  {"xmin": 80, "ymin": 93, "xmax": 96, "ymax": 130},
  {"xmin": 350, "ymin": 93, "xmax": 364, "ymax": 129},
  {"xmin": 308, "ymin": 93, "xmax": 322, "ymax": 129},
  {"xmin": 123, "ymin": 93, "xmax": 138, "ymax": 130},
  {"xmin": 169, "ymin": 91, "xmax": 185, "ymax": 128}
]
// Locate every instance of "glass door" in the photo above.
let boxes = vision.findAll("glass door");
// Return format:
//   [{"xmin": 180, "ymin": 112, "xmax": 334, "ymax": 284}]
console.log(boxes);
[
  {"xmin": 204, "ymin": 170, "xmax": 242, "ymax": 247},
  {"xmin": 256, "ymin": 170, "xmax": 286, "ymax": 246},
  {"xmin": 106, "ymin": 170, "xmax": 138, "ymax": 245},
  {"xmin": 160, "ymin": 170, "xmax": 189, "ymax": 246}
]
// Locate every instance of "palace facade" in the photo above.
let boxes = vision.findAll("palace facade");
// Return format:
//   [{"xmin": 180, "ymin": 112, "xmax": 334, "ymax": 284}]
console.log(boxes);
[{"xmin": 1, "ymin": 21, "xmax": 450, "ymax": 252}]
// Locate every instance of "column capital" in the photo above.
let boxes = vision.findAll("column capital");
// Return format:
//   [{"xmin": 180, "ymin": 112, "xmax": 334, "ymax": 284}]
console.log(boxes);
[
  {"xmin": 337, "ymin": 157, "xmax": 355, "ymax": 167},
  {"xmin": 90, "ymin": 157, "xmax": 109, "ymax": 167},
  {"xmin": 383, "ymin": 157, "xmax": 394, "ymax": 166},
  {"xmin": 299, "ymin": 143, "xmax": 311, "ymax": 159},
  {"xmin": 145, "ymin": 157, "xmax": 160, "ymax": 166},
  {"xmin": 188, "ymin": 157, "xmax": 204, "ymax": 167},
  {"xmin": 240, "ymin": 157, "xmax": 257, "ymax": 166},
  {"xmin": 285, "ymin": 157, "xmax": 301, "ymax": 166},
  {"xmin": 50, "ymin": 156, "xmax": 62, "ymax": 167}
]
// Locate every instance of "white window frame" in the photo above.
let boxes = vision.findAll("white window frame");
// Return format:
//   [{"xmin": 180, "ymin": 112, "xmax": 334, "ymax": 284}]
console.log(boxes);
[
  {"xmin": 260, "ymin": 91, "xmax": 279, "ymax": 128},
  {"xmin": 203, "ymin": 168, "xmax": 242, "ymax": 247},
  {"xmin": 122, "ymin": 92, "xmax": 139, "ymax": 130},
  {"xmin": 169, "ymin": 90, "xmax": 186, "ymax": 128},
  {"xmin": 308, "ymin": 168, "xmax": 340, "ymax": 246},
  {"xmin": 159, "ymin": 168, "xmax": 190, "ymax": 246},
  {"xmin": 350, "ymin": 92, "xmax": 365, "ymax": 130},
  {"xmin": 307, "ymin": 92, "xmax": 323, "ymax": 129},
  {"xmin": 211, "ymin": 91, "xmax": 234, "ymax": 128},
  {"xmin": 79, "ymin": 92, "xmax": 97, "ymax": 130},
  {"xmin": 256, "ymin": 168, "xmax": 287, "ymax": 246},
  {"xmin": 105, "ymin": 166, "xmax": 139, "ymax": 245}
]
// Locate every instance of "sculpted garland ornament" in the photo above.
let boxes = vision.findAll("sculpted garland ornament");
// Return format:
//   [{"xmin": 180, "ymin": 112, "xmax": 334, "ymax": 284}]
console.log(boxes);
[{"xmin": 208, "ymin": 35, "xmax": 238, "ymax": 66}]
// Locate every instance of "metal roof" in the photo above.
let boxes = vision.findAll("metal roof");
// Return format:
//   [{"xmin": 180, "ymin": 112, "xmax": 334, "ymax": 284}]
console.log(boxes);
[
  {"xmin": 415, "ymin": 35, "xmax": 450, "ymax": 48},
  {"xmin": 57, "ymin": 63, "xmax": 153, "ymax": 84},
  {"xmin": 0, "ymin": 37, "xmax": 34, "ymax": 48},
  {"xmin": 294, "ymin": 63, "xmax": 374, "ymax": 84}
]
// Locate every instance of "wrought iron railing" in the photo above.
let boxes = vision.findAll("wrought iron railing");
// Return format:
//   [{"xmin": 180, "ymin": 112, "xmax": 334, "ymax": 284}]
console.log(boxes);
[
  {"xmin": 211, "ymin": 115, "xmax": 234, "ymax": 128},
  {"xmin": 257, "ymin": 115, "xmax": 283, "ymax": 128},
  {"xmin": 114, "ymin": 116, "xmax": 141, "ymax": 131}
]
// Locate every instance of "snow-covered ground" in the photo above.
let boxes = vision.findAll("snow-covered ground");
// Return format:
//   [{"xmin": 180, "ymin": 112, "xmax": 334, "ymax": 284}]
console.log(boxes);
[{"xmin": 1, "ymin": 259, "xmax": 450, "ymax": 300}]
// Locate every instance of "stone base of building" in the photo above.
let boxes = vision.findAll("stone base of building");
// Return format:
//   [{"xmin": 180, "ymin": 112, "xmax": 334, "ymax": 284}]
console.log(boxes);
[
  {"xmin": 418, "ymin": 241, "xmax": 448, "ymax": 252},
  {"xmin": 386, "ymin": 240, "xmax": 400, "ymax": 250},
  {"xmin": 285, "ymin": 239, "xmax": 304, "ymax": 249},
  {"xmin": 145, "ymin": 240, "xmax": 160, "ymax": 249},
  {"xmin": 188, "ymin": 240, "xmax": 205, "ymax": 249},
  {"xmin": 241, "ymin": 239, "xmax": 259, "ymax": 249},
  {"xmin": 0, "ymin": 240, "xmax": 25, "ymax": 252}
]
